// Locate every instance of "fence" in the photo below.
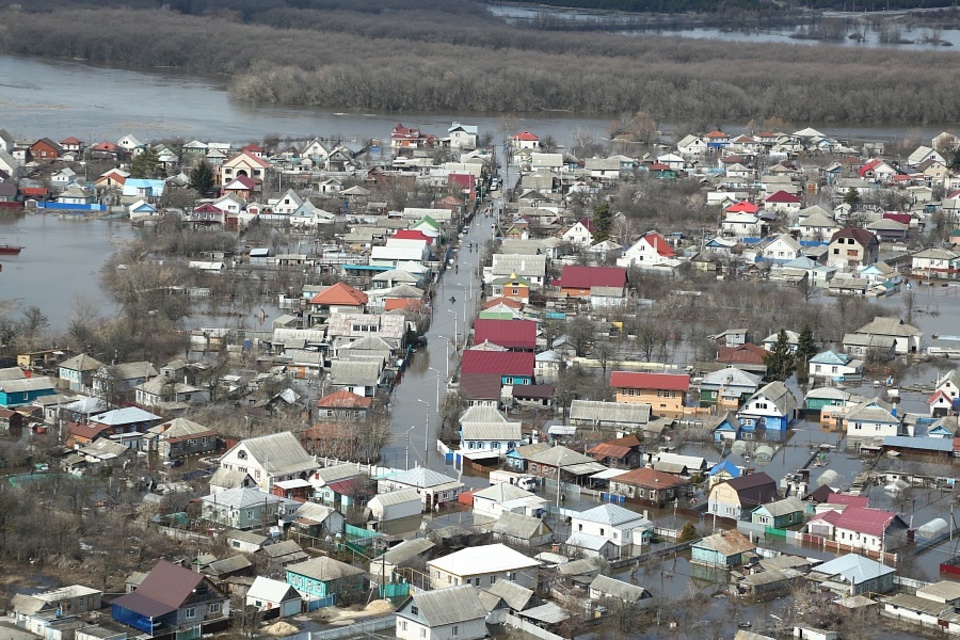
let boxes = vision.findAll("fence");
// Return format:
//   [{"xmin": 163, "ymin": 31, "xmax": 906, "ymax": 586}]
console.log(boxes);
[{"xmin": 286, "ymin": 615, "xmax": 396, "ymax": 640}]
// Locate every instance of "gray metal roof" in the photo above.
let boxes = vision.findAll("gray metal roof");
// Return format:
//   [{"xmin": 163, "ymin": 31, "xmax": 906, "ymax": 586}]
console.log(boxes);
[
  {"xmin": 330, "ymin": 360, "xmax": 382, "ymax": 386},
  {"xmin": 569, "ymin": 399, "xmax": 651, "ymax": 425},
  {"xmin": 483, "ymin": 579, "xmax": 536, "ymax": 611},
  {"xmin": 287, "ymin": 556, "xmax": 364, "ymax": 581},
  {"xmin": 461, "ymin": 422, "xmax": 522, "ymax": 442},
  {"xmin": 229, "ymin": 431, "xmax": 316, "ymax": 476},
  {"xmin": 589, "ymin": 574, "xmax": 650, "ymax": 602},
  {"xmin": 406, "ymin": 585, "xmax": 487, "ymax": 626},
  {"xmin": 491, "ymin": 512, "xmax": 550, "ymax": 541}
]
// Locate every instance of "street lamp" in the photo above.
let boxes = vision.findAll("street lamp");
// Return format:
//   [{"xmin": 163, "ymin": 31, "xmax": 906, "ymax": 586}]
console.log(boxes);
[
  {"xmin": 436, "ymin": 334, "xmax": 451, "ymax": 380},
  {"xmin": 447, "ymin": 310, "xmax": 459, "ymax": 347},
  {"xmin": 416, "ymin": 398, "xmax": 431, "ymax": 464},
  {"xmin": 404, "ymin": 426, "xmax": 416, "ymax": 470}
]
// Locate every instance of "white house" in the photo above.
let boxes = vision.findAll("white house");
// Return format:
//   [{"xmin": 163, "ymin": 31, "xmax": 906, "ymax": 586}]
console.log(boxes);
[
  {"xmin": 561, "ymin": 218, "xmax": 596, "ymax": 247},
  {"xmin": 761, "ymin": 234, "xmax": 802, "ymax": 264},
  {"xmin": 427, "ymin": 544, "xmax": 540, "ymax": 590},
  {"xmin": 460, "ymin": 407, "xmax": 523, "ymax": 459},
  {"xmin": 567, "ymin": 504, "xmax": 652, "ymax": 558},
  {"xmin": 844, "ymin": 399, "xmax": 902, "ymax": 438},
  {"xmin": 245, "ymin": 577, "xmax": 302, "ymax": 618},
  {"xmin": 472, "ymin": 483, "xmax": 547, "ymax": 519},
  {"xmin": 721, "ymin": 213, "xmax": 761, "ymax": 237},
  {"xmin": 676, "ymin": 135, "xmax": 706, "ymax": 157},
  {"xmin": 912, "ymin": 248, "xmax": 960, "ymax": 280},
  {"xmin": 738, "ymin": 381, "xmax": 799, "ymax": 432},
  {"xmin": 395, "ymin": 586, "xmax": 488, "ymax": 640},
  {"xmin": 447, "ymin": 123, "xmax": 479, "ymax": 150},
  {"xmin": 808, "ymin": 350, "xmax": 863, "ymax": 382},
  {"xmin": 218, "ymin": 432, "xmax": 319, "ymax": 492},
  {"xmin": 617, "ymin": 232, "xmax": 678, "ymax": 270}
]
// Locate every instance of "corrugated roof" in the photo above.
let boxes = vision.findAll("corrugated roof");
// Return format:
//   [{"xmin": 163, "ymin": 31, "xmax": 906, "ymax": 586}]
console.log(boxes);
[
  {"xmin": 461, "ymin": 350, "xmax": 534, "ymax": 376},
  {"xmin": 405, "ymin": 585, "xmax": 487, "ymax": 626},
  {"xmin": 569, "ymin": 399, "xmax": 651, "ymax": 425},
  {"xmin": 226, "ymin": 431, "xmax": 316, "ymax": 476},
  {"xmin": 555, "ymin": 265, "xmax": 627, "ymax": 290},
  {"xmin": 610, "ymin": 371, "xmax": 689, "ymax": 391},
  {"xmin": 387, "ymin": 466, "xmax": 459, "ymax": 489},
  {"xmin": 483, "ymin": 579, "xmax": 535, "ymax": 612},
  {"xmin": 428, "ymin": 543, "xmax": 539, "ymax": 577},
  {"xmin": 370, "ymin": 488, "xmax": 421, "ymax": 507},
  {"xmin": 473, "ymin": 319, "xmax": 537, "ymax": 350},
  {"xmin": 122, "ymin": 560, "xmax": 205, "ymax": 610},
  {"xmin": 287, "ymin": 556, "xmax": 363, "ymax": 581},
  {"xmin": 589, "ymin": 574, "xmax": 650, "ymax": 602},
  {"xmin": 247, "ymin": 577, "xmax": 299, "ymax": 603},
  {"xmin": 575, "ymin": 503, "xmax": 649, "ymax": 527},
  {"xmin": 611, "ymin": 467, "xmax": 689, "ymax": 490},
  {"xmin": 491, "ymin": 511, "xmax": 549, "ymax": 540},
  {"xmin": 462, "ymin": 422, "xmax": 522, "ymax": 442},
  {"xmin": 694, "ymin": 529, "xmax": 755, "ymax": 557}
]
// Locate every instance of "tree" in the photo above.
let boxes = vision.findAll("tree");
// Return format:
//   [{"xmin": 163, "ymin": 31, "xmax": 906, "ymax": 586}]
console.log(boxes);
[
  {"xmin": 902, "ymin": 290, "xmax": 917, "ymax": 326},
  {"xmin": 843, "ymin": 187, "xmax": 860, "ymax": 207},
  {"xmin": 592, "ymin": 202, "xmax": 613, "ymax": 243},
  {"xmin": 567, "ymin": 317, "xmax": 596, "ymax": 358},
  {"xmin": 130, "ymin": 147, "xmax": 163, "ymax": 179},
  {"xmin": 592, "ymin": 339, "xmax": 618, "ymax": 378},
  {"xmin": 795, "ymin": 324, "xmax": 815, "ymax": 375},
  {"xmin": 18, "ymin": 306, "xmax": 49, "ymax": 351},
  {"xmin": 763, "ymin": 328, "xmax": 796, "ymax": 382},
  {"xmin": 189, "ymin": 161, "xmax": 215, "ymax": 195},
  {"xmin": 678, "ymin": 522, "xmax": 698, "ymax": 543}
]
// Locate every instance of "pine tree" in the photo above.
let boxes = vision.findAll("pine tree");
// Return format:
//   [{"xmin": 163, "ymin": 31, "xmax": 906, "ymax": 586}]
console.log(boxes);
[
  {"xmin": 592, "ymin": 202, "xmax": 612, "ymax": 243},
  {"xmin": 795, "ymin": 325, "xmax": 815, "ymax": 372},
  {"xmin": 189, "ymin": 161, "xmax": 214, "ymax": 195},
  {"xmin": 763, "ymin": 328, "xmax": 796, "ymax": 382},
  {"xmin": 130, "ymin": 148, "xmax": 162, "ymax": 179}
]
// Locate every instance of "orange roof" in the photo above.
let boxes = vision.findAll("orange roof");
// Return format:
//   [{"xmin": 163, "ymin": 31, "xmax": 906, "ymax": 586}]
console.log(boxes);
[
  {"xmin": 384, "ymin": 299, "xmax": 422, "ymax": 313},
  {"xmin": 310, "ymin": 282, "xmax": 368, "ymax": 306},
  {"xmin": 482, "ymin": 297, "xmax": 523, "ymax": 310},
  {"xmin": 317, "ymin": 390, "xmax": 373, "ymax": 410}
]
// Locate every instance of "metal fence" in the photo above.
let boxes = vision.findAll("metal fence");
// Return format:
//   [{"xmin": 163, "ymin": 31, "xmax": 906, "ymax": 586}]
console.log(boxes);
[{"xmin": 289, "ymin": 615, "xmax": 397, "ymax": 640}]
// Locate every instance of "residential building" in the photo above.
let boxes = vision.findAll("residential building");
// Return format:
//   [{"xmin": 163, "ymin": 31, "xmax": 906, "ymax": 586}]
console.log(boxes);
[
  {"xmin": 828, "ymin": 227, "xmax": 880, "ymax": 269},
  {"xmin": 699, "ymin": 367, "xmax": 762, "ymax": 409},
  {"xmin": 738, "ymin": 381, "xmax": 799, "ymax": 432},
  {"xmin": 368, "ymin": 489, "xmax": 422, "ymax": 524},
  {"xmin": 111, "ymin": 560, "xmax": 229, "ymax": 638},
  {"xmin": 395, "ymin": 586, "xmax": 488, "ymax": 640},
  {"xmin": 567, "ymin": 503, "xmax": 653, "ymax": 555},
  {"xmin": 808, "ymin": 554, "xmax": 895, "ymax": 595},
  {"xmin": 59, "ymin": 354, "xmax": 105, "ymax": 392},
  {"xmin": 750, "ymin": 496, "xmax": 804, "ymax": 528},
  {"xmin": 608, "ymin": 467, "xmax": 690, "ymax": 508},
  {"xmin": 808, "ymin": 350, "xmax": 863, "ymax": 383},
  {"xmin": 427, "ymin": 543, "xmax": 539, "ymax": 590},
  {"xmin": 844, "ymin": 317, "xmax": 923, "ymax": 356},
  {"xmin": 616, "ymin": 232, "xmax": 677, "ymax": 270},
  {"xmin": 285, "ymin": 557, "xmax": 365, "ymax": 605},
  {"xmin": 691, "ymin": 530, "xmax": 756, "ymax": 566},
  {"xmin": 844, "ymin": 399, "xmax": 902, "ymax": 438},
  {"xmin": 199, "ymin": 487, "xmax": 300, "ymax": 530},
  {"xmin": 553, "ymin": 265, "xmax": 628, "ymax": 299},
  {"xmin": 806, "ymin": 506, "xmax": 909, "ymax": 553},
  {"xmin": 377, "ymin": 467, "xmax": 463, "ymax": 509},
  {"xmin": 245, "ymin": 577, "xmax": 302, "ymax": 618},
  {"xmin": 219, "ymin": 431, "xmax": 319, "ymax": 492},
  {"xmin": 610, "ymin": 371, "xmax": 689, "ymax": 418},
  {"xmin": 912, "ymin": 248, "xmax": 960, "ymax": 280},
  {"xmin": 708, "ymin": 472, "xmax": 779, "ymax": 521}
]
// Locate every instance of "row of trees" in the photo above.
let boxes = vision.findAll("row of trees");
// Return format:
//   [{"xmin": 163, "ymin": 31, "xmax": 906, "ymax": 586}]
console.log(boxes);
[{"xmin": 4, "ymin": 5, "xmax": 960, "ymax": 123}]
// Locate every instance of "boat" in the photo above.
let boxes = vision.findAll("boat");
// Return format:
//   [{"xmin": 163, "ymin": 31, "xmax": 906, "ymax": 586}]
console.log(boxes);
[{"xmin": 0, "ymin": 245, "xmax": 22, "ymax": 255}]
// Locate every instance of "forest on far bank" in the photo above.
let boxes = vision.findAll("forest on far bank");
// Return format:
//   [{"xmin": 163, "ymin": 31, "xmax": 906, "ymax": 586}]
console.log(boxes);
[{"xmin": 3, "ymin": 0, "xmax": 960, "ymax": 125}]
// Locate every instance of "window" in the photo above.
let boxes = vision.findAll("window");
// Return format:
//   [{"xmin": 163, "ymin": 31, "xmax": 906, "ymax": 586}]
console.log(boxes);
[
  {"xmin": 209, "ymin": 603, "xmax": 221, "ymax": 614},
  {"xmin": 452, "ymin": 626, "xmax": 459, "ymax": 638},
  {"xmin": 411, "ymin": 606, "xmax": 419, "ymax": 616},
  {"xmin": 420, "ymin": 630, "xmax": 426, "ymax": 639},
  {"xmin": 490, "ymin": 576, "xmax": 496, "ymax": 584},
  {"xmin": 185, "ymin": 608, "xmax": 196, "ymax": 619},
  {"xmin": 401, "ymin": 621, "xmax": 408, "ymax": 632},
  {"xmin": 578, "ymin": 524, "xmax": 583, "ymax": 532},
  {"xmin": 600, "ymin": 528, "xmax": 605, "ymax": 536},
  {"xmin": 237, "ymin": 450, "xmax": 247, "ymax": 460},
  {"xmin": 447, "ymin": 576, "xmax": 452, "ymax": 584}
]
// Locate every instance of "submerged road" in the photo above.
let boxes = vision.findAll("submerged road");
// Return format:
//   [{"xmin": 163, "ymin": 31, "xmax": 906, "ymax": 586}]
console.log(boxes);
[{"xmin": 381, "ymin": 169, "xmax": 507, "ymax": 472}]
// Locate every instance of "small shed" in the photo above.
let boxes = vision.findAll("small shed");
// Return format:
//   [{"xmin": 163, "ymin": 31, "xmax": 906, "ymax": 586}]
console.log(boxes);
[{"xmin": 246, "ymin": 576, "xmax": 302, "ymax": 618}]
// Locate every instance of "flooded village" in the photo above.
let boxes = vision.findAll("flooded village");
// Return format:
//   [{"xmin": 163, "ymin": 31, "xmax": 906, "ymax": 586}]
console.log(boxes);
[{"xmin": 2, "ymin": 111, "xmax": 960, "ymax": 640}]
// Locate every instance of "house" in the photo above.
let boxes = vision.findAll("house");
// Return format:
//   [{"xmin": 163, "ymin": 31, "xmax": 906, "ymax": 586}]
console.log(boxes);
[
  {"xmin": 808, "ymin": 350, "xmax": 863, "ymax": 383},
  {"xmin": 708, "ymin": 471, "xmax": 779, "ymax": 521},
  {"xmin": 370, "ymin": 538, "xmax": 436, "ymax": 580},
  {"xmin": 561, "ymin": 218, "xmax": 596, "ymax": 247},
  {"xmin": 12, "ymin": 585, "xmax": 102, "ymax": 629},
  {"xmin": 524, "ymin": 445, "xmax": 606, "ymax": 484},
  {"xmin": 616, "ymin": 232, "xmax": 677, "ymax": 270},
  {"xmin": 219, "ymin": 151, "xmax": 270, "ymax": 185},
  {"xmin": 699, "ymin": 367, "xmax": 762, "ymax": 409},
  {"xmin": 844, "ymin": 399, "xmax": 902, "ymax": 438},
  {"xmin": 586, "ymin": 435, "xmax": 643, "ymax": 469},
  {"xmin": 764, "ymin": 190, "xmax": 802, "ymax": 213},
  {"xmin": 309, "ymin": 282, "xmax": 369, "ymax": 317},
  {"xmin": 94, "ymin": 361, "xmax": 159, "ymax": 397},
  {"xmin": 316, "ymin": 390, "xmax": 372, "ymax": 422},
  {"xmin": 691, "ymin": 530, "xmax": 756, "ymax": 566},
  {"xmin": 588, "ymin": 574, "xmax": 653, "ymax": 607},
  {"xmin": 511, "ymin": 131, "xmax": 540, "ymax": 150},
  {"xmin": 710, "ymin": 412, "xmax": 744, "ymax": 442},
  {"xmin": 428, "ymin": 543, "xmax": 540, "ymax": 590},
  {"xmin": 199, "ymin": 487, "xmax": 299, "ymax": 530},
  {"xmin": 245, "ymin": 577, "xmax": 302, "ymax": 618},
  {"xmin": 490, "ymin": 511, "xmax": 554, "ymax": 547},
  {"xmin": 111, "ymin": 560, "xmax": 229, "ymax": 638},
  {"xmin": 607, "ymin": 467, "xmax": 690, "ymax": 508},
  {"xmin": 460, "ymin": 351, "xmax": 534, "ymax": 386},
  {"xmin": 59, "ymin": 354, "xmax": 105, "ymax": 392},
  {"xmin": 395, "ymin": 586, "xmax": 488, "ymax": 640},
  {"xmin": 0, "ymin": 376, "xmax": 57, "ymax": 408},
  {"xmin": 929, "ymin": 370, "xmax": 960, "ymax": 417},
  {"xmin": 460, "ymin": 409, "xmax": 523, "ymax": 459},
  {"xmin": 807, "ymin": 554, "xmax": 895, "ymax": 595},
  {"xmin": 568, "ymin": 503, "xmax": 653, "ymax": 556},
  {"xmin": 828, "ymin": 227, "xmax": 880, "ymax": 270},
  {"xmin": 761, "ymin": 234, "xmax": 802, "ymax": 264},
  {"xmin": 738, "ymin": 381, "xmax": 799, "ymax": 432},
  {"xmin": 750, "ymin": 496, "xmax": 804, "ymax": 529},
  {"xmin": 329, "ymin": 361, "xmax": 383, "ymax": 398},
  {"xmin": 488, "ymin": 254, "xmax": 547, "ymax": 289},
  {"xmin": 285, "ymin": 557, "xmax": 365, "ymax": 605},
  {"xmin": 135, "ymin": 377, "xmax": 208, "ymax": 408},
  {"xmin": 490, "ymin": 274, "xmax": 531, "ymax": 305},
  {"xmin": 806, "ymin": 506, "xmax": 908, "ymax": 553},
  {"xmin": 447, "ymin": 122, "xmax": 479, "ymax": 150},
  {"xmin": 553, "ymin": 265, "xmax": 627, "ymax": 299},
  {"xmin": 472, "ymin": 319, "xmax": 537, "ymax": 351},
  {"xmin": 610, "ymin": 371, "xmax": 689, "ymax": 418},
  {"xmin": 378, "ymin": 467, "xmax": 464, "ymax": 509},
  {"xmin": 30, "ymin": 138, "xmax": 62, "ymax": 160},
  {"xmin": 219, "ymin": 431, "xmax": 319, "ymax": 492},
  {"xmin": 368, "ymin": 488, "xmax": 422, "ymax": 524},
  {"xmin": 844, "ymin": 317, "xmax": 923, "ymax": 356},
  {"xmin": 568, "ymin": 400, "xmax": 652, "ymax": 433},
  {"xmin": 911, "ymin": 248, "xmax": 960, "ymax": 280},
  {"xmin": 677, "ymin": 134, "xmax": 707, "ymax": 157},
  {"xmin": 289, "ymin": 502, "xmax": 345, "ymax": 539}
]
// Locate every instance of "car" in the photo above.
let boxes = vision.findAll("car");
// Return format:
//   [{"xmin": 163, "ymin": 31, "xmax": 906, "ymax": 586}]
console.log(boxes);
[{"xmin": 163, "ymin": 459, "xmax": 184, "ymax": 468}]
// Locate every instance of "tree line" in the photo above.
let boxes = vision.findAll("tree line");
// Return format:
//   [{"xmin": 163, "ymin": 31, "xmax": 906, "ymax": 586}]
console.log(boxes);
[{"xmin": 3, "ymin": 4, "xmax": 960, "ymax": 123}]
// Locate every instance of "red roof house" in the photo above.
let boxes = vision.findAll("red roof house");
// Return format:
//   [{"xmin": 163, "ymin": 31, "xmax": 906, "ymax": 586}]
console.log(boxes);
[
  {"xmin": 461, "ymin": 351, "xmax": 534, "ymax": 382},
  {"xmin": 610, "ymin": 372, "xmax": 690, "ymax": 392},
  {"xmin": 473, "ymin": 319, "xmax": 537, "ymax": 351},
  {"xmin": 725, "ymin": 200, "xmax": 760, "ymax": 215},
  {"xmin": 554, "ymin": 265, "xmax": 627, "ymax": 297},
  {"xmin": 393, "ymin": 229, "xmax": 433, "ymax": 244},
  {"xmin": 310, "ymin": 282, "xmax": 368, "ymax": 308},
  {"xmin": 764, "ymin": 190, "xmax": 802, "ymax": 204}
]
